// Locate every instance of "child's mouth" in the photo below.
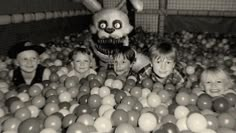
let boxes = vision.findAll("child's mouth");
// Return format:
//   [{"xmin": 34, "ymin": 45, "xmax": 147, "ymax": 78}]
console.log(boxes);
[{"xmin": 209, "ymin": 89, "xmax": 220, "ymax": 93}]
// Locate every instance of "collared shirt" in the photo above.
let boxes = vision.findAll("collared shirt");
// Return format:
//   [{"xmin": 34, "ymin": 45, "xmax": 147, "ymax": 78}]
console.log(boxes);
[{"xmin": 151, "ymin": 68, "xmax": 185, "ymax": 88}]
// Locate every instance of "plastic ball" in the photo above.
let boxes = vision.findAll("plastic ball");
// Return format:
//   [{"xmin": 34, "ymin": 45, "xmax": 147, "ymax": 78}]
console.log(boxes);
[
  {"xmin": 132, "ymin": 101, "xmax": 143, "ymax": 112},
  {"xmin": 162, "ymin": 123, "xmax": 179, "ymax": 133},
  {"xmin": 66, "ymin": 122, "xmax": 87, "ymax": 133},
  {"xmin": 197, "ymin": 94, "xmax": 212, "ymax": 110},
  {"xmin": 62, "ymin": 114, "xmax": 77, "ymax": 128},
  {"xmin": 198, "ymin": 128, "xmax": 216, "ymax": 133},
  {"xmin": 104, "ymin": 79, "xmax": 114, "ymax": 88},
  {"xmin": 176, "ymin": 117, "xmax": 188, "ymax": 131},
  {"xmin": 40, "ymin": 128, "xmax": 57, "ymax": 133},
  {"xmin": 94, "ymin": 117, "xmax": 112, "ymax": 133},
  {"xmin": 225, "ymin": 93, "xmax": 236, "ymax": 107},
  {"xmin": 73, "ymin": 104, "xmax": 92, "ymax": 116},
  {"xmin": 158, "ymin": 90, "xmax": 171, "ymax": 103},
  {"xmin": 189, "ymin": 93, "xmax": 198, "ymax": 105},
  {"xmin": 138, "ymin": 112, "xmax": 157, "ymax": 132},
  {"xmin": 90, "ymin": 87, "xmax": 100, "ymax": 95},
  {"xmin": 175, "ymin": 92, "xmax": 190, "ymax": 106},
  {"xmin": 28, "ymin": 85, "xmax": 42, "ymax": 97},
  {"xmin": 59, "ymin": 91, "xmax": 72, "ymax": 102},
  {"xmin": 218, "ymin": 113, "xmax": 235, "ymax": 129},
  {"xmin": 99, "ymin": 86, "xmax": 110, "ymax": 97},
  {"xmin": 77, "ymin": 114, "xmax": 94, "ymax": 126},
  {"xmin": 98, "ymin": 104, "xmax": 113, "ymax": 116},
  {"xmin": 3, "ymin": 117, "xmax": 21, "ymax": 131},
  {"xmin": 128, "ymin": 110, "xmax": 140, "ymax": 126},
  {"xmin": 117, "ymin": 103, "xmax": 132, "ymax": 112},
  {"xmin": 32, "ymin": 95, "xmax": 46, "ymax": 108},
  {"xmin": 187, "ymin": 113, "xmax": 207, "ymax": 132},
  {"xmin": 14, "ymin": 107, "xmax": 31, "ymax": 121},
  {"xmin": 43, "ymin": 103, "xmax": 59, "ymax": 116},
  {"xmin": 121, "ymin": 96, "xmax": 136, "ymax": 107},
  {"xmin": 142, "ymin": 78, "xmax": 153, "ymax": 89},
  {"xmin": 27, "ymin": 105, "xmax": 40, "ymax": 118},
  {"xmin": 114, "ymin": 90, "xmax": 126, "ymax": 104},
  {"xmin": 162, "ymin": 114, "xmax": 177, "ymax": 124},
  {"xmin": 10, "ymin": 100, "xmax": 25, "ymax": 113},
  {"xmin": 17, "ymin": 92, "xmax": 30, "ymax": 102},
  {"xmin": 115, "ymin": 123, "xmax": 136, "ymax": 133},
  {"xmin": 142, "ymin": 88, "xmax": 151, "ymax": 98},
  {"xmin": 212, "ymin": 97, "xmax": 230, "ymax": 113},
  {"xmin": 111, "ymin": 79, "xmax": 123, "ymax": 90},
  {"xmin": 44, "ymin": 115, "xmax": 62, "ymax": 130},
  {"xmin": 88, "ymin": 94, "xmax": 102, "ymax": 109},
  {"xmin": 102, "ymin": 94, "xmax": 116, "ymax": 106},
  {"xmin": 152, "ymin": 82, "xmax": 164, "ymax": 93},
  {"xmin": 154, "ymin": 105, "xmax": 169, "ymax": 117},
  {"xmin": 18, "ymin": 118, "xmax": 41, "ymax": 133},
  {"xmin": 147, "ymin": 93, "xmax": 161, "ymax": 108},
  {"xmin": 174, "ymin": 106, "xmax": 190, "ymax": 119},
  {"xmin": 205, "ymin": 114, "xmax": 219, "ymax": 130},
  {"xmin": 130, "ymin": 86, "xmax": 142, "ymax": 98},
  {"xmin": 111, "ymin": 109, "xmax": 129, "ymax": 126},
  {"xmin": 67, "ymin": 87, "xmax": 79, "ymax": 98},
  {"xmin": 102, "ymin": 108, "xmax": 115, "ymax": 119}
]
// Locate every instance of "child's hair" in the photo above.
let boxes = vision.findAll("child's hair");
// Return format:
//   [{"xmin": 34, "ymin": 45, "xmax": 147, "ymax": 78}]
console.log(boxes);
[
  {"xmin": 200, "ymin": 66, "xmax": 233, "ymax": 90},
  {"xmin": 149, "ymin": 42, "xmax": 177, "ymax": 62},
  {"xmin": 69, "ymin": 46, "xmax": 93, "ymax": 61},
  {"xmin": 113, "ymin": 46, "xmax": 136, "ymax": 63}
]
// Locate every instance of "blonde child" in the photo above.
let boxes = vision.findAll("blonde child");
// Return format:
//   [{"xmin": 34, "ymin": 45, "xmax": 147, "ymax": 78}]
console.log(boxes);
[
  {"xmin": 149, "ymin": 42, "xmax": 185, "ymax": 89},
  {"xmin": 8, "ymin": 41, "xmax": 51, "ymax": 86},
  {"xmin": 199, "ymin": 66, "xmax": 236, "ymax": 97},
  {"xmin": 67, "ymin": 47, "xmax": 97, "ymax": 81}
]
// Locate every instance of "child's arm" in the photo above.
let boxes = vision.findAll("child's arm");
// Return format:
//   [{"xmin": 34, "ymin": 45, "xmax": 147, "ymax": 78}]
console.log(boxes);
[
  {"xmin": 8, "ymin": 70, "xmax": 13, "ymax": 80},
  {"xmin": 43, "ymin": 68, "xmax": 51, "ymax": 81}
]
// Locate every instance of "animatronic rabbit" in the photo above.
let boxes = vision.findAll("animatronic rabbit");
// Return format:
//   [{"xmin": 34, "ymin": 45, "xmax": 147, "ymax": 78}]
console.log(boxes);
[{"xmin": 74, "ymin": 0, "xmax": 143, "ymax": 69}]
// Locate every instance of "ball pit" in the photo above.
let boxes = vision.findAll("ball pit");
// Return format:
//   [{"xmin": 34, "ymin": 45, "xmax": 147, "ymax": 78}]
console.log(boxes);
[{"xmin": 0, "ymin": 29, "xmax": 235, "ymax": 133}]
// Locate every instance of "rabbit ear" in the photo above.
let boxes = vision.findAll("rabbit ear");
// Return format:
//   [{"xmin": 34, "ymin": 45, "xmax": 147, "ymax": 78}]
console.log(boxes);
[
  {"xmin": 116, "ymin": 0, "xmax": 127, "ymax": 9},
  {"xmin": 129, "ymin": 0, "xmax": 143, "ymax": 12},
  {"xmin": 81, "ymin": 0, "xmax": 102, "ymax": 13}
]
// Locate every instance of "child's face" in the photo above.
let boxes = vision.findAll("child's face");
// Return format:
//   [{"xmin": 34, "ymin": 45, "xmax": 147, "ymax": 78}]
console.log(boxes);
[
  {"xmin": 16, "ymin": 50, "xmax": 39, "ymax": 73},
  {"xmin": 202, "ymin": 74, "xmax": 226, "ymax": 97},
  {"xmin": 113, "ymin": 55, "xmax": 131, "ymax": 76},
  {"xmin": 152, "ymin": 56, "xmax": 175, "ymax": 78},
  {"xmin": 72, "ymin": 53, "xmax": 91, "ymax": 74}
]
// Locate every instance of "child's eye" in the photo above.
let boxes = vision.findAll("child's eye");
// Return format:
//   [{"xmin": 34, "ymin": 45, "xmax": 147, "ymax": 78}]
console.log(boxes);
[
  {"xmin": 123, "ymin": 61, "xmax": 126, "ymax": 63},
  {"xmin": 156, "ymin": 61, "xmax": 160, "ymax": 64},
  {"xmin": 217, "ymin": 81, "xmax": 222, "ymax": 83},
  {"xmin": 206, "ymin": 81, "xmax": 211, "ymax": 84}
]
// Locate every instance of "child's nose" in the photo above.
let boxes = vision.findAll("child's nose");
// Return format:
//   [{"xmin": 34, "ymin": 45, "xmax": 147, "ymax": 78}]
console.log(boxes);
[{"xmin": 160, "ymin": 63, "xmax": 166, "ymax": 69}]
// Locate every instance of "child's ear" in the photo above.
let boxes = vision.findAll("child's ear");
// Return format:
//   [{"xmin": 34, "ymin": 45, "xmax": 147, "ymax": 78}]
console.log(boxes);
[
  {"xmin": 70, "ymin": 62, "xmax": 74, "ymax": 68},
  {"xmin": 14, "ymin": 59, "xmax": 19, "ymax": 66}
]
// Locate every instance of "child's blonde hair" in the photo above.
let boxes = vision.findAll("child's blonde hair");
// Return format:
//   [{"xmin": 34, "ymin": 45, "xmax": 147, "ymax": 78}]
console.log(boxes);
[
  {"xmin": 200, "ymin": 66, "xmax": 233, "ymax": 90},
  {"xmin": 149, "ymin": 42, "xmax": 177, "ymax": 62},
  {"xmin": 69, "ymin": 46, "xmax": 97, "ymax": 69}
]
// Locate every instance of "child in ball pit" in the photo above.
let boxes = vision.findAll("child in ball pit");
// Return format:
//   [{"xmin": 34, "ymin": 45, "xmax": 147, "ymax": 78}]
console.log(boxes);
[
  {"xmin": 112, "ymin": 46, "xmax": 137, "ymax": 82},
  {"xmin": 8, "ymin": 41, "xmax": 51, "ymax": 86},
  {"xmin": 198, "ymin": 66, "xmax": 236, "ymax": 97},
  {"xmin": 67, "ymin": 46, "xmax": 97, "ymax": 81},
  {"xmin": 112, "ymin": 46, "xmax": 152, "ymax": 83},
  {"xmin": 149, "ymin": 41, "xmax": 185, "ymax": 89}
]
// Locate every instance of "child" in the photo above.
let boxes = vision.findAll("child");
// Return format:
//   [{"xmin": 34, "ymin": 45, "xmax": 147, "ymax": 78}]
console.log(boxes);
[
  {"xmin": 149, "ymin": 42, "xmax": 185, "ymax": 89},
  {"xmin": 113, "ymin": 46, "xmax": 136, "ymax": 81},
  {"xmin": 199, "ymin": 66, "xmax": 236, "ymax": 97},
  {"xmin": 67, "ymin": 46, "xmax": 97, "ymax": 81},
  {"xmin": 8, "ymin": 41, "xmax": 51, "ymax": 86}
]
